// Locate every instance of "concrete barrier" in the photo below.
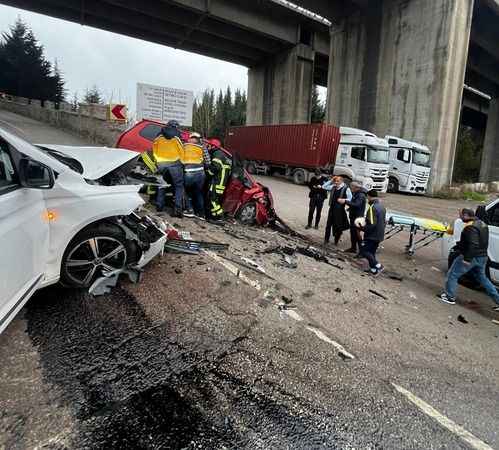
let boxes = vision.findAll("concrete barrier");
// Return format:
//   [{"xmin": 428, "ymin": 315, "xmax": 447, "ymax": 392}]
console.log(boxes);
[{"xmin": 0, "ymin": 97, "xmax": 126, "ymax": 147}]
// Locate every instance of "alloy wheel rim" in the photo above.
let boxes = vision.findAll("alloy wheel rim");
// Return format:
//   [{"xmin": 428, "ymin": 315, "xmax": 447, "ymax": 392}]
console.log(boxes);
[
  {"xmin": 65, "ymin": 237, "xmax": 127, "ymax": 287},
  {"xmin": 241, "ymin": 204, "xmax": 256, "ymax": 223}
]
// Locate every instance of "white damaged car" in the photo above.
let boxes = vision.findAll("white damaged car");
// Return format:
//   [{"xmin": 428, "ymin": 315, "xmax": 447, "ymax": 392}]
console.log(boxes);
[{"xmin": 0, "ymin": 128, "xmax": 166, "ymax": 334}]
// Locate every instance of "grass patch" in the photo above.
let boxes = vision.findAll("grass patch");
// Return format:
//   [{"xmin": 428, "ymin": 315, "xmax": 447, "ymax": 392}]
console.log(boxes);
[
  {"xmin": 462, "ymin": 191, "xmax": 487, "ymax": 202},
  {"xmin": 433, "ymin": 189, "xmax": 488, "ymax": 202}
]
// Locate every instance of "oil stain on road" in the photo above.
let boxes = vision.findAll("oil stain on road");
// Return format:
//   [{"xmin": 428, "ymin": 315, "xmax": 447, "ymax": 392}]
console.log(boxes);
[{"xmin": 25, "ymin": 286, "xmax": 340, "ymax": 449}]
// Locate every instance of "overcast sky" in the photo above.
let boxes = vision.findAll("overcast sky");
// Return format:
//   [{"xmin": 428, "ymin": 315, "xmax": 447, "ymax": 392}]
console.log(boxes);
[{"xmin": 0, "ymin": 4, "xmax": 249, "ymax": 116}]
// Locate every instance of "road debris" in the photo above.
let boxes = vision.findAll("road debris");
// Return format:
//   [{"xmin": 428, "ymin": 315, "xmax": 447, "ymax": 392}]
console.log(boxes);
[
  {"xmin": 457, "ymin": 314, "xmax": 469, "ymax": 324},
  {"xmin": 165, "ymin": 239, "xmax": 229, "ymax": 255},
  {"xmin": 369, "ymin": 289, "xmax": 388, "ymax": 300},
  {"xmin": 219, "ymin": 255, "xmax": 274, "ymax": 279},
  {"xmin": 492, "ymin": 320, "xmax": 499, "ymax": 326}
]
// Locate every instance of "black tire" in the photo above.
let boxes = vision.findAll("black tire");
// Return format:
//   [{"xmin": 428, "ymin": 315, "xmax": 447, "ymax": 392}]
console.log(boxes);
[
  {"xmin": 293, "ymin": 169, "xmax": 307, "ymax": 185},
  {"xmin": 60, "ymin": 223, "xmax": 129, "ymax": 288},
  {"xmin": 388, "ymin": 177, "xmax": 399, "ymax": 193},
  {"xmin": 237, "ymin": 202, "xmax": 257, "ymax": 225}
]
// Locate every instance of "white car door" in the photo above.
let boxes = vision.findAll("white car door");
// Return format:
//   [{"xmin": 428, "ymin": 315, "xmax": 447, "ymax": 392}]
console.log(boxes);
[
  {"xmin": 486, "ymin": 200, "xmax": 499, "ymax": 284},
  {"xmin": 0, "ymin": 139, "xmax": 49, "ymax": 334}
]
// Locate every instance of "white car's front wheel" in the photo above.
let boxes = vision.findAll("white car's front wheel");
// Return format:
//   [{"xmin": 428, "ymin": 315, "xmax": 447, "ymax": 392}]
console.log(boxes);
[{"xmin": 61, "ymin": 224, "xmax": 129, "ymax": 288}]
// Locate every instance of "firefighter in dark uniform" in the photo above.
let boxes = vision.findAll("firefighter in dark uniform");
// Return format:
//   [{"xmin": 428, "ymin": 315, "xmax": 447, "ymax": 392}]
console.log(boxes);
[{"xmin": 207, "ymin": 141, "xmax": 231, "ymax": 222}]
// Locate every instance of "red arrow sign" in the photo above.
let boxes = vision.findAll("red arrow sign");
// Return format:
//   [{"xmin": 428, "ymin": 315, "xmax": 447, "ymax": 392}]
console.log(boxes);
[{"xmin": 111, "ymin": 104, "xmax": 126, "ymax": 120}]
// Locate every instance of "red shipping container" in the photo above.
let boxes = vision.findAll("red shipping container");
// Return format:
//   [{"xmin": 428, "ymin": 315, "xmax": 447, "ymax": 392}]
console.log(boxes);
[{"xmin": 225, "ymin": 124, "xmax": 341, "ymax": 170}]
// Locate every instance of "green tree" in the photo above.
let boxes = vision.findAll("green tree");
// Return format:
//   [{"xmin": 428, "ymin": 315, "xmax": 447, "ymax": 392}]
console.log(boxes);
[
  {"xmin": 311, "ymin": 85, "xmax": 325, "ymax": 123},
  {"xmin": 453, "ymin": 126, "xmax": 482, "ymax": 183},
  {"xmin": 232, "ymin": 88, "xmax": 247, "ymax": 126},
  {"xmin": 212, "ymin": 89, "xmax": 225, "ymax": 139},
  {"xmin": 51, "ymin": 59, "xmax": 66, "ymax": 103},
  {"xmin": 0, "ymin": 18, "xmax": 62, "ymax": 101},
  {"xmin": 192, "ymin": 88, "xmax": 215, "ymax": 137},
  {"xmin": 84, "ymin": 85, "xmax": 104, "ymax": 104}
]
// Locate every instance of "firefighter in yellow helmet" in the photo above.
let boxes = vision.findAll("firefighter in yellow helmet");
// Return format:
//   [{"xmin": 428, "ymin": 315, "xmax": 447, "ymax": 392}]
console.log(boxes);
[
  {"xmin": 207, "ymin": 140, "xmax": 232, "ymax": 223},
  {"xmin": 182, "ymin": 132, "xmax": 210, "ymax": 219},
  {"xmin": 152, "ymin": 121, "xmax": 184, "ymax": 217}
]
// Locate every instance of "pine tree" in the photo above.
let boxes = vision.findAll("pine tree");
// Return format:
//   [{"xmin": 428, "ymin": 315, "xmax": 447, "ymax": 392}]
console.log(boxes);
[
  {"xmin": 71, "ymin": 91, "xmax": 79, "ymax": 111},
  {"xmin": 84, "ymin": 85, "xmax": 104, "ymax": 104},
  {"xmin": 51, "ymin": 59, "xmax": 66, "ymax": 103},
  {"xmin": 192, "ymin": 89, "xmax": 215, "ymax": 137},
  {"xmin": 311, "ymin": 85, "xmax": 325, "ymax": 123},
  {"xmin": 223, "ymin": 86, "xmax": 233, "ymax": 133},
  {"xmin": 212, "ymin": 90, "xmax": 225, "ymax": 139},
  {"xmin": 0, "ymin": 18, "xmax": 61, "ymax": 101}
]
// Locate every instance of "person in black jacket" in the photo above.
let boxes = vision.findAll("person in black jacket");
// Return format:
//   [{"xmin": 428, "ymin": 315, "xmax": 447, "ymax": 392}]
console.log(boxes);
[
  {"xmin": 322, "ymin": 176, "xmax": 352, "ymax": 245},
  {"xmin": 338, "ymin": 181, "xmax": 367, "ymax": 253},
  {"xmin": 440, "ymin": 208, "xmax": 499, "ymax": 310},
  {"xmin": 306, "ymin": 170, "xmax": 328, "ymax": 229},
  {"xmin": 358, "ymin": 190, "xmax": 386, "ymax": 275}
]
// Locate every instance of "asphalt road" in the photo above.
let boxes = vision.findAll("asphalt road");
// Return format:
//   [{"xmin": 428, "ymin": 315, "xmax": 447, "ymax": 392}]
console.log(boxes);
[{"xmin": 1, "ymin": 109, "xmax": 498, "ymax": 450}]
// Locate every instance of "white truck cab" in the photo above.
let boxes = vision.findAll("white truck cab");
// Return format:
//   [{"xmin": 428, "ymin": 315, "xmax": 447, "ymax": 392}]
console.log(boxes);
[
  {"xmin": 385, "ymin": 136, "xmax": 431, "ymax": 194},
  {"xmin": 442, "ymin": 198, "xmax": 499, "ymax": 285},
  {"xmin": 334, "ymin": 127, "xmax": 390, "ymax": 192}
]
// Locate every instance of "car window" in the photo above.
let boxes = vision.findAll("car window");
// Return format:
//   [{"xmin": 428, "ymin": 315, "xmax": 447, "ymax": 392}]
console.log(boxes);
[
  {"xmin": 0, "ymin": 140, "xmax": 19, "ymax": 193},
  {"xmin": 139, "ymin": 124, "xmax": 162, "ymax": 142},
  {"xmin": 351, "ymin": 147, "xmax": 365, "ymax": 161},
  {"xmin": 397, "ymin": 149, "xmax": 410, "ymax": 163}
]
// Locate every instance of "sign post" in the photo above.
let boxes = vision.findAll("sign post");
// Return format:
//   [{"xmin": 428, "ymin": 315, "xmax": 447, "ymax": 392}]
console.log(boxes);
[
  {"xmin": 136, "ymin": 83, "xmax": 193, "ymax": 126},
  {"xmin": 108, "ymin": 104, "xmax": 127, "ymax": 121}
]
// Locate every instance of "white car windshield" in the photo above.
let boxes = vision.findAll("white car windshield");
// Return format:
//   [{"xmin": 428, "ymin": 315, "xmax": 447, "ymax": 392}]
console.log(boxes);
[
  {"xmin": 367, "ymin": 146, "xmax": 390, "ymax": 164},
  {"xmin": 413, "ymin": 150, "xmax": 431, "ymax": 167}
]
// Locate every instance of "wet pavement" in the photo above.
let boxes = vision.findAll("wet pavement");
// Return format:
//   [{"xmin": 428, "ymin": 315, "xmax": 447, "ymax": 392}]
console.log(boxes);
[{"xmin": 1, "ymin": 109, "xmax": 499, "ymax": 449}]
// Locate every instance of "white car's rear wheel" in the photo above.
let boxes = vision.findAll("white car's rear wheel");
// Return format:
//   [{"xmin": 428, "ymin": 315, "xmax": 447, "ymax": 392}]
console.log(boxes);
[{"xmin": 61, "ymin": 224, "xmax": 128, "ymax": 288}]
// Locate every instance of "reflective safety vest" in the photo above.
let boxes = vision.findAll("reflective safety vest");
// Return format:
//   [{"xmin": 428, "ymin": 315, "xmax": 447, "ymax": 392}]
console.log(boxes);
[
  {"xmin": 210, "ymin": 157, "xmax": 232, "ymax": 194},
  {"xmin": 141, "ymin": 150, "xmax": 158, "ymax": 174},
  {"xmin": 152, "ymin": 136, "xmax": 183, "ymax": 163},
  {"xmin": 182, "ymin": 143, "xmax": 204, "ymax": 166}
]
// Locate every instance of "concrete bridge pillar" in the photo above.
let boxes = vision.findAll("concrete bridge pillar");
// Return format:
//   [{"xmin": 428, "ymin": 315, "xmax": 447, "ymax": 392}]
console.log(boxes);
[
  {"xmin": 479, "ymin": 98, "xmax": 499, "ymax": 182},
  {"xmin": 326, "ymin": 0, "xmax": 474, "ymax": 192},
  {"xmin": 246, "ymin": 44, "xmax": 315, "ymax": 125}
]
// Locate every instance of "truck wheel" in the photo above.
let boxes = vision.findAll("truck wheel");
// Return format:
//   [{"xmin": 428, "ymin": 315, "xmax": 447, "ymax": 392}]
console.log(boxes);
[
  {"xmin": 293, "ymin": 169, "xmax": 307, "ymax": 185},
  {"xmin": 60, "ymin": 223, "xmax": 129, "ymax": 288},
  {"xmin": 247, "ymin": 162, "xmax": 256, "ymax": 174},
  {"xmin": 388, "ymin": 177, "xmax": 399, "ymax": 193},
  {"xmin": 237, "ymin": 202, "xmax": 257, "ymax": 225}
]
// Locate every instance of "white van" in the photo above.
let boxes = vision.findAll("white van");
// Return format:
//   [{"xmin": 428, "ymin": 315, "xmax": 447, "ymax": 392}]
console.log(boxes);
[
  {"xmin": 385, "ymin": 136, "xmax": 431, "ymax": 194},
  {"xmin": 334, "ymin": 127, "xmax": 390, "ymax": 192},
  {"xmin": 0, "ymin": 128, "xmax": 166, "ymax": 334},
  {"xmin": 442, "ymin": 198, "xmax": 499, "ymax": 284}
]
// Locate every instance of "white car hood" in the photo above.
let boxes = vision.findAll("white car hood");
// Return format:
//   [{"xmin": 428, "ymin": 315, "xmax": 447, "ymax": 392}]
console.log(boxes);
[{"xmin": 38, "ymin": 144, "xmax": 139, "ymax": 180}]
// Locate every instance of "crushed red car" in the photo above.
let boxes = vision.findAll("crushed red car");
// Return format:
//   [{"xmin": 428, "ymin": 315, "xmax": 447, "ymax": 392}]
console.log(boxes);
[{"xmin": 116, "ymin": 119, "xmax": 275, "ymax": 225}]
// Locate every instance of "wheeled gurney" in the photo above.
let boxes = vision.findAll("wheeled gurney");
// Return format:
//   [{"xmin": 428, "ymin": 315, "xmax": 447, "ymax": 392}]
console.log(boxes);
[{"xmin": 384, "ymin": 211, "xmax": 448, "ymax": 256}]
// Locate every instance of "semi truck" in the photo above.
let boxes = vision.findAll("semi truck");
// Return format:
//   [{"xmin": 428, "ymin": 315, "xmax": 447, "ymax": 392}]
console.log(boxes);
[
  {"xmin": 225, "ymin": 124, "xmax": 390, "ymax": 191},
  {"xmin": 385, "ymin": 135, "xmax": 431, "ymax": 194}
]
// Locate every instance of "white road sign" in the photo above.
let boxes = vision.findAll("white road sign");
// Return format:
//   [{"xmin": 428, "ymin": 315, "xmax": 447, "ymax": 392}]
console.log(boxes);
[{"xmin": 136, "ymin": 83, "xmax": 193, "ymax": 126}]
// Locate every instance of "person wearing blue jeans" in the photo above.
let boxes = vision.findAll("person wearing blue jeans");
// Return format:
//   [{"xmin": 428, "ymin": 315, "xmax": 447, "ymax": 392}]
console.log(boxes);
[
  {"xmin": 184, "ymin": 170, "xmax": 206, "ymax": 217},
  {"xmin": 440, "ymin": 208, "xmax": 499, "ymax": 311},
  {"xmin": 157, "ymin": 161, "xmax": 184, "ymax": 215}
]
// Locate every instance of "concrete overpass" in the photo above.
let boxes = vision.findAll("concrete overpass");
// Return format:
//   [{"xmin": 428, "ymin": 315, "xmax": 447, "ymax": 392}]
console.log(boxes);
[
  {"xmin": 1, "ymin": 0, "xmax": 499, "ymax": 189},
  {"xmin": 0, "ymin": 0, "xmax": 334, "ymax": 125},
  {"xmin": 290, "ymin": 0, "xmax": 499, "ymax": 188}
]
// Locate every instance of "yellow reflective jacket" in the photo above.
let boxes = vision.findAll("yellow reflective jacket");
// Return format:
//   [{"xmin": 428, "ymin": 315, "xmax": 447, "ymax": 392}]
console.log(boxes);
[
  {"xmin": 152, "ymin": 136, "xmax": 183, "ymax": 163},
  {"xmin": 182, "ymin": 143, "xmax": 204, "ymax": 165}
]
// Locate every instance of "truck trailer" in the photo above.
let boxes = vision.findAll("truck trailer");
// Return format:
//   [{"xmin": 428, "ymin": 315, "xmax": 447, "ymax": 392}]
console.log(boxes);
[{"xmin": 226, "ymin": 124, "xmax": 390, "ymax": 191}]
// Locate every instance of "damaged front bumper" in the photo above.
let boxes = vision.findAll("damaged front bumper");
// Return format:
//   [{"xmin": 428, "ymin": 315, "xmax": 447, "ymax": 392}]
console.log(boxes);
[{"xmin": 89, "ymin": 212, "xmax": 167, "ymax": 295}]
